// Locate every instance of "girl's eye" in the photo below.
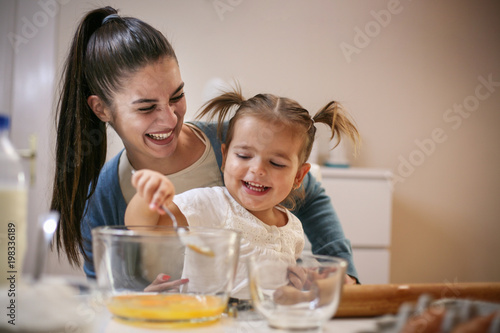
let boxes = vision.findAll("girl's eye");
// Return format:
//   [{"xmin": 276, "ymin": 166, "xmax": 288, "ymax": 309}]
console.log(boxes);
[
  {"xmin": 170, "ymin": 92, "xmax": 185, "ymax": 103},
  {"xmin": 271, "ymin": 161, "xmax": 286, "ymax": 168},
  {"xmin": 138, "ymin": 105, "xmax": 156, "ymax": 112},
  {"xmin": 236, "ymin": 154, "xmax": 250, "ymax": 159}
]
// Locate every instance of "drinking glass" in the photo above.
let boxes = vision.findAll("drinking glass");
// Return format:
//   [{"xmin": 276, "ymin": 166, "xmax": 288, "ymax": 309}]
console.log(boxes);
[{"xmin": 248, "ymin": 254, "xmax": 347, "ymax": 331}]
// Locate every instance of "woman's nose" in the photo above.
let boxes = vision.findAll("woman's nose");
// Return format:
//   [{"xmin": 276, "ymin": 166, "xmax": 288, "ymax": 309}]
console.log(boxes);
[
  {"xmin": 157, "ymin": 104, "xmax": 177, "ymax": 124},
  {"xmin": 160, "ymin": 103, "xmax": 175, "ymax": 115}
]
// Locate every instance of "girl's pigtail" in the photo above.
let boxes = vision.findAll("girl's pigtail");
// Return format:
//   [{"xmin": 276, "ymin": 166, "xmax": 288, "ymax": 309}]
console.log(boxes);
[
  {"xmin": 313, "ymin": 101, "xmax": 361, "ymax": 154},
  {"xmin": 196, "ymin": 85, "xmax": 245, "ymax": 140},
  {"xmin": 51, "ymin": 7, "xmax": 114, "ymax": 266}
]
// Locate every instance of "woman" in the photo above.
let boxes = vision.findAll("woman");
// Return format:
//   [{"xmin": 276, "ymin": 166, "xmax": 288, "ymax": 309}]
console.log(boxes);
[{"xmin": 50, "ymin": 6, "xmax": 358, "ymax": 284}]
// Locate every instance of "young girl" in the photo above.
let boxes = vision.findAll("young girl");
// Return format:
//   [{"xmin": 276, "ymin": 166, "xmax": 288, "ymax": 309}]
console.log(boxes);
[{"xmin": 125, "ymin": 88, "xmax": 360, "ymax": 297}]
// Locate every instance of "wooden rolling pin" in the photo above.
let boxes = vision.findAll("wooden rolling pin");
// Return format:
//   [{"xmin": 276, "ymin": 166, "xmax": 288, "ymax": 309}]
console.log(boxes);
[{"xmin": 335, "ymin": 282, "xmax": 500, "ymax": 317}]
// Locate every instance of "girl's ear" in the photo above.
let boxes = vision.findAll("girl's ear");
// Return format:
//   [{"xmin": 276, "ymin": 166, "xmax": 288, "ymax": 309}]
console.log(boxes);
[
  {"xmin": 88, "ymin": 95, "xmax": 112, "ymax": 122},
  {"xmin": 220, "ymin": 144, "xmax": 227, "ymax": 172},
  {"xmin": 294, "ymin": 163, "xmax": 311, "ymax": 188}
]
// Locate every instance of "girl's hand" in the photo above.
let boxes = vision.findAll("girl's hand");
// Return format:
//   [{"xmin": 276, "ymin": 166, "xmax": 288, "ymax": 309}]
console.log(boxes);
[
  {"xmin": 287, "ymin": 266, "xmax": 309, "ymax": 289},
  {"xmin": 344, "ymin": 274, "xmax": 357, "ymax": 285},
  {"xmin": 131, "ymin": 169, "xmax": 175, "ymax": 215}
]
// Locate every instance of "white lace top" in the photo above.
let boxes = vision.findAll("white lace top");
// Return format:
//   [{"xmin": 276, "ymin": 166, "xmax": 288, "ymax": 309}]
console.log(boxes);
[{"xmin": 173, "ymin": 187, "xmax": 305, "ymax": 299}]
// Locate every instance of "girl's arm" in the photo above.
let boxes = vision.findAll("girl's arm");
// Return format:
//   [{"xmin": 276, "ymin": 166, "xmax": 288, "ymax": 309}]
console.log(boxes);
[
  {"xmin": 125, "ymin": 193, "xmax": 162, "ymax": 226},
  {"xmin": 125, "ymin": 169, "xmax": 187, "ymax": 227}
]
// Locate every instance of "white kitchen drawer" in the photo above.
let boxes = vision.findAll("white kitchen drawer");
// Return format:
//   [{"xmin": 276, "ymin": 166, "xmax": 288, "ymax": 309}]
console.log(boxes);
[
  {"xmin": 319, "ymin": 167, "xmax": 393, "ymax": 283},
  {"xmin": 352, "ymin": 248, "xmax": 391, "ymax": 284},
  {"xmin": 320, "ymin": 167, "xmax": 393, "ymax": 248}
]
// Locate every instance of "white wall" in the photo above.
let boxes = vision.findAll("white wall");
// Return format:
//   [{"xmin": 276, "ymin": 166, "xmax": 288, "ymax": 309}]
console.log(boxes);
[
  {"xmin": 0, "ymin": 0, "xmax": 15, "ymax": 114},
  {"xmin": 0, "ymin": 0, "xmax": 64, "ymax": 276},
  {"xmin": 4, "ymin": 0, "xmax": 500, "ymax": 282}
]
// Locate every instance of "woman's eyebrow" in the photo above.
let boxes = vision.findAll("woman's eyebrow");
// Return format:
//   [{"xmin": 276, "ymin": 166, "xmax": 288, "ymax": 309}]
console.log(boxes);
[
  {"xmin": 172, "ymin": 82, "xmax": 185, "ymax": 96},
  {"xmin": 132, "ymin": 98, "xmax": 157, "ymax": 104},
  {"xmin": 132, "ymin": 82, "xmax": 185, "ymax": 104}
]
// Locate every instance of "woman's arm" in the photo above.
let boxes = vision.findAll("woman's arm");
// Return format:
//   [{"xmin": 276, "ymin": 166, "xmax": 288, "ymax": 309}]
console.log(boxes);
[
  {"xmin": 81, "ymin": 154, "xmax": 127, "ymax": 278},
  {"xmin": 292, "ymin": 173, "xmax": 360, "ymax": 283}
]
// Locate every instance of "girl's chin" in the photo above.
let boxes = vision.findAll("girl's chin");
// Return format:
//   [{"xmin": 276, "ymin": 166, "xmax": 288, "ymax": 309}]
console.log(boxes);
[{"xmin": 238, "ymin": 199, "xmax": 271, "ymax": 212}]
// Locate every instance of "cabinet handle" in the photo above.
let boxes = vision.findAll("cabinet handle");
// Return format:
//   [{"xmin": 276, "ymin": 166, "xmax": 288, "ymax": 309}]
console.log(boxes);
[{"xmin": 17, "ymin": 134, "xmax": 37, "ymax": 186}]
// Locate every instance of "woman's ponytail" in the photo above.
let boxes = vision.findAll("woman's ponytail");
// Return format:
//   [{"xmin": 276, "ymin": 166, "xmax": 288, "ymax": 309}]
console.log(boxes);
[
  {"xmin": 52, "ymin": 6, "xmax": 178, "ymax": 266},
  {"xmin": 51, "ymin": 7, "xmax": 116, "ymax": 266}
]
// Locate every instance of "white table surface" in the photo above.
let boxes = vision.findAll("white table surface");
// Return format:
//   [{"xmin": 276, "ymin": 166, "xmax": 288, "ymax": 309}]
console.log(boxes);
[{"xmin": 99, "ymin": 313, "xmax": 379, "ymax": 333}]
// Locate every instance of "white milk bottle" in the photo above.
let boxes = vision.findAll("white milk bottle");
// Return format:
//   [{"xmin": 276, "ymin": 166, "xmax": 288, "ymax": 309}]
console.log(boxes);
[{"xmin": 0, "ymin": 114, "xmax": 28, "ymax": 287}]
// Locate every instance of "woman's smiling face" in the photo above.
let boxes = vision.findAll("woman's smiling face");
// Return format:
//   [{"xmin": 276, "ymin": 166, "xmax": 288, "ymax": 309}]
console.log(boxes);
[
  {"xmin": 221, "ymin": 115, "xmax": 310, "ymax": 217},
  {"xmin": 99, "ymin": 56, "xmax": 187, "ymax": 167}
]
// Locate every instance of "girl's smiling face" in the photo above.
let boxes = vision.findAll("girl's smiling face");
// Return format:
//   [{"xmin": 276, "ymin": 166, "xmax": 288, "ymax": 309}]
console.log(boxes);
[
  {"xmin": 221, "ymin": 116, "xmax": 310, "ymax": 220},
  {"xmin": 89, "ymin": 56, "xmax": 186, "ymax": 168}
]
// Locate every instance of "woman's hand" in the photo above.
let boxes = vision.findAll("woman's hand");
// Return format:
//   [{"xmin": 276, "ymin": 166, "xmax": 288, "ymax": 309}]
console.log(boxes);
[
  {"xmin": 132, "ymin": 169, "xmax": 175, "ymax": 215},
  {"xmin": 144, "ymin": 273, "xmax": 190, "ymax": 293}
]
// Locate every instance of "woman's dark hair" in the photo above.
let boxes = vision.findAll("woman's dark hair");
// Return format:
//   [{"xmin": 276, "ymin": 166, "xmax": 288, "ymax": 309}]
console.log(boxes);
[
  {"xmin": 51, "ymin": 6, "xmax": 177, "ymax": 266},
  {"xmin": 197, "ymin": 86, "xmax": 360, "ymax": 209}
]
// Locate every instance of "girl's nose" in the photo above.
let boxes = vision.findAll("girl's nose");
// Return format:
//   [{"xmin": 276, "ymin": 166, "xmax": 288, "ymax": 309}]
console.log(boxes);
[{"xmin": 250, "ymin": 160, "xmax": 266, "ymax": 176}]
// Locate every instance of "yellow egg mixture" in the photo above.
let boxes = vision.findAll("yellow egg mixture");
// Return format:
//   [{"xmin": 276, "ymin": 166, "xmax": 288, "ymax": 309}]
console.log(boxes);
[{"xmin": 107, "ymin": 293, "xmax": 226, "ymax": 323}]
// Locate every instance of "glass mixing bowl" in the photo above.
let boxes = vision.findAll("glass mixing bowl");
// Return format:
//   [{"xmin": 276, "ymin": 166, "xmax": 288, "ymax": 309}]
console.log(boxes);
[{"xmin": 92, "ymin": 226, "xmax": 240, "ymax": 328}]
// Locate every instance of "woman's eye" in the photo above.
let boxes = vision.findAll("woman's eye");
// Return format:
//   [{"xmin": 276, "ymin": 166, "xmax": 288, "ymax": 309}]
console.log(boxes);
[
  {"xmin": 138, "ymin": 105, "xmax": 156, "ymax": 112},
  {"xmin": 170, "ymin": 92, "xmax": 185, "ymax": 103}
]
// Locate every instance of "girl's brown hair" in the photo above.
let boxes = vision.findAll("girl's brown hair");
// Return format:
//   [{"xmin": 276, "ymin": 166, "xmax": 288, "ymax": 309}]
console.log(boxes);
[
  {"xmin": 51, "ymin": 6, "xmax": 177, "ymax": 266},
  {"xmin": 197, "ymin": 86, "xmax": 360, "ymax": 209}
]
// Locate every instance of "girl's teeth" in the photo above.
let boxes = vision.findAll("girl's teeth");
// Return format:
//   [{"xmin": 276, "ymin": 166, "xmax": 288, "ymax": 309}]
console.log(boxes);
[
  {"xmin": 147, "ymin": 132, "xmax": 172, "ymax": 140},
  {"xmin": 245, "ymin": 181, "xmax": 267, "ymax": 192}
]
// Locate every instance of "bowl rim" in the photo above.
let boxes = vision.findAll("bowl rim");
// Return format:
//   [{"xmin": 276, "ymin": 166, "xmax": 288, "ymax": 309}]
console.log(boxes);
[
  {"xmin": 249, "ymin": 252, "xmax": 349, "ymax": 269},
  {"xmin": 296, "ymin": 253, "xmax": 349, "ymax": 268},
  {"xmin": 91, "ymin": 225, "xmax": 241, "ymax": 238}
]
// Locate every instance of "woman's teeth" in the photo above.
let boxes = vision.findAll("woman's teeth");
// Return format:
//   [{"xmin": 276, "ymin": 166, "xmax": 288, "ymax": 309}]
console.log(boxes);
[
  {"xmin": 245, "ymin": 181, "xmax": 268, "ymax": 192},
  {"xmin": 147, "ymin": 132, "xmax": 172, "ymax": 140}
]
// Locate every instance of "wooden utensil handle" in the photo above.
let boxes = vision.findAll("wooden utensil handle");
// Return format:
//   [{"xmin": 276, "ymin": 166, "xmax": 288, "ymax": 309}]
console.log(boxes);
[{"xmin": 335, "ymin": 282, "xmax": 500, "ymax": 317}]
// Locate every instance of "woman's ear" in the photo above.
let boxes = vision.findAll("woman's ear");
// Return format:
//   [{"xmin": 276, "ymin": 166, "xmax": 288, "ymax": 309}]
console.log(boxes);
[
  {"xmin": 87, "ymin": 95, "xmax": 111, "ymax": 122},
  {"xmin": 294, "ymin": 163, "xmax": 311, "ymax": 188}
]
